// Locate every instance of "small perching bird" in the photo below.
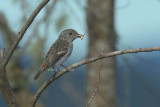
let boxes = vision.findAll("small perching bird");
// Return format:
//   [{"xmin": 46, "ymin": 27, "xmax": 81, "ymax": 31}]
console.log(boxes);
[{"xmin": 34, "ymin": 29, "xmax": 84, "ymax": 80}]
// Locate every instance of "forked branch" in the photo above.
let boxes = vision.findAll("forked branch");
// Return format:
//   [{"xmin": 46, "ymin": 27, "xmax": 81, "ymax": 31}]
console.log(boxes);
[{"xmin": 0, "ymin": 0, "xmax": 50, "ymax": 106}]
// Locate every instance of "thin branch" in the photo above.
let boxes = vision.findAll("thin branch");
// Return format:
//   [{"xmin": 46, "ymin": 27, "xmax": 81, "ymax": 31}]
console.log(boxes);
[
  {"xmin": 31, "ymin": 47, "xmax": 160, "ymax": 106},
  {"xmin": 0, "ymin": 0, "xmax": 50, "ymax": 106},
  {"xmin": 18, "ymin": 0, "xmax": 58, "ymax": 56},
  {"xmin": 2, "ymin": 0, "xmax": 50, "ymax": 68},
  {"xmin": 86, "ymin": 59, "xmax": 102, "ymax": 107}
]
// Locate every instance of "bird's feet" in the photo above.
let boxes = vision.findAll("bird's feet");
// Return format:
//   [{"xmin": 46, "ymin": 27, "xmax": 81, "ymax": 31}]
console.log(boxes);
[{"xmin": 60, "ymin": 64, "xmax": 67, "ymax": 69}]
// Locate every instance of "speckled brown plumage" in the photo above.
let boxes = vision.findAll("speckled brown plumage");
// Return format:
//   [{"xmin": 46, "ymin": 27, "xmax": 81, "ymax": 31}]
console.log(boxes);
[{"xmin": 34, "ymin": 29, "xmax": 83, "ymax": 80}]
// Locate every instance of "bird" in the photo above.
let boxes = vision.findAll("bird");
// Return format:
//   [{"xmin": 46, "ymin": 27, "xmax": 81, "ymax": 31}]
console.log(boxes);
[{"xmin": 34, "ymin": 29, "xmax": 84, "ymax": 80}]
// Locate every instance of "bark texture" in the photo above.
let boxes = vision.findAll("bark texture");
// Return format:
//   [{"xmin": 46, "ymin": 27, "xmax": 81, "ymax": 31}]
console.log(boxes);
[{"xmin": 86, "ymin": 0, "xmax": 117, "ymax": 106}]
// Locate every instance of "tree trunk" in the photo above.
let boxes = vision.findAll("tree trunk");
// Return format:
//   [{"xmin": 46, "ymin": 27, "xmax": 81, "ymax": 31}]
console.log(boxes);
[{"xmin": 86, "ymin": 0, "xmax": 116, "ymax": 107}]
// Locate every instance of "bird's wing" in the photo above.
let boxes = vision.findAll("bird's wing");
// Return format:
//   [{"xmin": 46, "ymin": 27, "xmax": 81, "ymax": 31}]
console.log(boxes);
[
  {"xmin": 46, "ymin": 39, "xmax": 69, "ymax": 67},
  {"xmin": 34, "ymin": 40, "xmax": 69, "ymax": 80},
  {"xmin": 34, "ymin": 60, "xmax": 48, "ymax": 80}
]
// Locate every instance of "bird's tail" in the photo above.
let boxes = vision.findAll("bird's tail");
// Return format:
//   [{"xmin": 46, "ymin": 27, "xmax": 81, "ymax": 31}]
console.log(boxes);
[
  {"xmin": 34, "ymin": 60, "xmax": 48, "ymax": 80},
  {"xmin": 34, "ymin": 70, "xmax": 43, "ymax": 80}
]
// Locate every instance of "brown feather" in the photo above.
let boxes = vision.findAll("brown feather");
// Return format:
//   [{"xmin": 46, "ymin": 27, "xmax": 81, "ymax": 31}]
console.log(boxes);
[
  {"xmin": 34, "ymin": 29, "xmax": 82, "ymax": 80},
  {"xmin": 34, "ymin": 60, "xmax": 48, "ymax": 80}
]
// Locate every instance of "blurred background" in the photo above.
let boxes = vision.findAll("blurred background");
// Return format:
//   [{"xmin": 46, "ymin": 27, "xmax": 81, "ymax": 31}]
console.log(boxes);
[{"xmin": 0, "ymin": 0, "xmax": 160, "ymax": 107}]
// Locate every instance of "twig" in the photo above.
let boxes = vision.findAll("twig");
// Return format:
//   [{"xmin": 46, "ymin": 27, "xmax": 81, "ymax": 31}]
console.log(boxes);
[
  {"xmin": 0, "ymin": 0, "xmax": 50, "ymax": 106},
  {"xmin": 86, "ymin": 18, "xmax": 110, "ymax": 106},
  {"xmin": 86, "ymin": 59, "xmax": 102, "ymax": 107},
  {"xmin": 31, "ymin": 47, "xmax": 160, "ymax": 106}
]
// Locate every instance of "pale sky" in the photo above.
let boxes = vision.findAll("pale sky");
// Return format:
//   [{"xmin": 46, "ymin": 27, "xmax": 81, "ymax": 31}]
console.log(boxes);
[
  {"xmin": 115, "ymin": 0, "xmax": 160, "ymax": 48},
  {"xmin": 1, "ymin": 0, "xmax": 160, "ymax": 49}
]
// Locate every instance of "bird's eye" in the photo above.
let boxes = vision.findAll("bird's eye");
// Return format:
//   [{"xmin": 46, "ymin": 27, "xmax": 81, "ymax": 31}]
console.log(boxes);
[{"xmin": 69, "ymin": 32, "xmax": 72, "ymax": 35}]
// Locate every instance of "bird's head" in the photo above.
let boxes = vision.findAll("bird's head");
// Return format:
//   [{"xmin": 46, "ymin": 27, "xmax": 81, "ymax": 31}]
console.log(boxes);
[{"xmin": 59, "ymin": 29, "xmax": 84, "ymax": 42}]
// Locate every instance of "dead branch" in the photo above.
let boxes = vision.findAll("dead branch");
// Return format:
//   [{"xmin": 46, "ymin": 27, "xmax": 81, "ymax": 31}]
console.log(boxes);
[
  {"xmin": 18, "ymin": 0, "xmax": 58, "ymax": 56},
  {"xmin": 2, "ymin": 0, "xmax": 50, "ymax": 68},
  {"xmin": 31, "ymin": 47, "xmax": 160, "ymax": 106},
  {"xmin": 0, "ymin": 0, "xmax": 50, "ymax": 106}
]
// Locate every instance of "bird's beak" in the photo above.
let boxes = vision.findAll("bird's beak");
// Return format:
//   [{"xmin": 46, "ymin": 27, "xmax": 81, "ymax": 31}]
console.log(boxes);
[{"xmin": 77, "ymin": 34, "xmax": 84, "ymax": 40}]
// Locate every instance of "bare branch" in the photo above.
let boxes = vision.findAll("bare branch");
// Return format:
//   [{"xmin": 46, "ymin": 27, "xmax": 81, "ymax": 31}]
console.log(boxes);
[
  {"xmin": 0, "ymin": 68, "xmax": 19, "ymax": 107},
  {"xmin": 18, "ymin": 0, "xmax": 58, "ymax": 56},
  {"xmin": 2, "ymin": 0, "xmax": 50, "ymax": 68},
  {"xmin": 31, "ymin": 47, "xmax": 160, "ymax": 106},
  {"xmin": 0, "ymin": 0, "xmax": 50, "ymax": 106}
]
